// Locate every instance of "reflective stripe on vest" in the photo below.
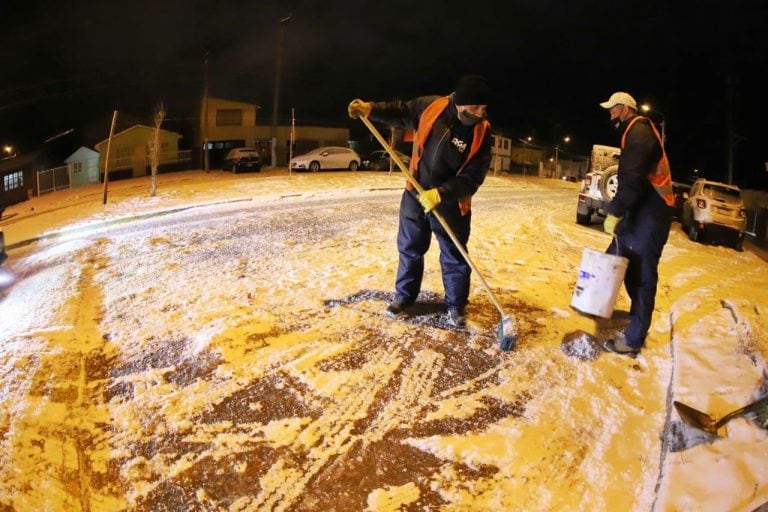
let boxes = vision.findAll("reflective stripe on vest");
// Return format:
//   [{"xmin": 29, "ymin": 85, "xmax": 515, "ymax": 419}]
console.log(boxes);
[
  {"xmin": 406, "ymin": 96, "xmax": 490, "ymax": 215},
  {"xmin": 621, "ymin": 116, "xmax": 675, "ymax": 207}
]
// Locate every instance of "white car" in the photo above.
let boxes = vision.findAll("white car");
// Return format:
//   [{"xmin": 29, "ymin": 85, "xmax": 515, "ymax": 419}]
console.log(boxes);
[
  {"xmin": 289, "ymin": 146, "xmax": 361, "ymax": 172},
  {"xmin": 682, "ymin": 179, "xmax": 746, "ymax": 250}
]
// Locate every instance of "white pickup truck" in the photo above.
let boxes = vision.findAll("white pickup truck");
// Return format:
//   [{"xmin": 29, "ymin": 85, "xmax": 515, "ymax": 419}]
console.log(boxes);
[{"xmin": 576, "ymin": 144, "xmax": 621, "ymax": 224}]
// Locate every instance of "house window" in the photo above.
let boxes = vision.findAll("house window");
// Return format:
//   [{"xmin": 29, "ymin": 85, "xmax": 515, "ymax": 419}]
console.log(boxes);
[
  {"xmin": 73, "ymin": 162, "xmax": 84, "ymax": 174},
  {"xmin": 3, "ymin": 171, "xmax": 23, "ymax": 192},
  {"xmin": 116, "ymin": 147, "xmax": 131, "ymax": 159},
  {"xmin": 216, "ymin": 109, "xmax": 243, "ymax": 126},
  {"xmin": 503, "ymin": 140, "xmax": 509, "ymax": 150}
]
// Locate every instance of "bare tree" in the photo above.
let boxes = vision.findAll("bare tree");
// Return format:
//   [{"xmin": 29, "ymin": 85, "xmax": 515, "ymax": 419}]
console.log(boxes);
[{"xmin": 149, "ymin": 102, "xmax": 166, "ymax": 197}]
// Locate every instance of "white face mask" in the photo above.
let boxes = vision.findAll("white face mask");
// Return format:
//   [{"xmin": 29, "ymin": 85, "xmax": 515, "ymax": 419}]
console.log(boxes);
[
  {"xmin": 457, "ymin": 109, "xmax": 483, "ymax": 126},
  {"xmin": 456, "ymin": 104, "xmax": 487, "ymax": 125}
]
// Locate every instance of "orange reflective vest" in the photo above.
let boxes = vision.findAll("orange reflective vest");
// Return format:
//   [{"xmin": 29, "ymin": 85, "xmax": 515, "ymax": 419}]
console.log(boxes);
[
  {"xmin": 621, "ymin": 116, "xmax": 675, "ymax": 207},
  {"xmin": 406, "ymin": 96, "xmax": 490, "ymax": 215}
]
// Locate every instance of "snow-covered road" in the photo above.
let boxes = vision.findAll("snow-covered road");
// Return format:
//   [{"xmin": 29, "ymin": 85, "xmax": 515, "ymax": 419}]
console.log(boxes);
[{"xmin": 1, "ymin": 171, "xmax": 766, "ymax": 511}]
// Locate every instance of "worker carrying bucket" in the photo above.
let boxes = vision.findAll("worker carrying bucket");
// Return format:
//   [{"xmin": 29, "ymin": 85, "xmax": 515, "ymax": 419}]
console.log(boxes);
[
  {"xmin": 348, "ymin": 76, "xmax": 518, "ymax": 351},
  {"xmin": 584, "ymin": 91, "xmax": 675, "ymax": 358}
]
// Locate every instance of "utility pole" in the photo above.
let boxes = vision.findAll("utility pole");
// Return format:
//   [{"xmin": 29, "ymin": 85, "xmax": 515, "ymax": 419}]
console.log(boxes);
[
  {"xmin": 271, "ymin": 15, "xmax": 292, "ymax": 168},
  {"xmin": 289, "ymin": 107, "xmax": 295, "ymax": 176},
  {"xmin": 522, "ymin": 140, "xmax": 527, "ymax": 178},
  {"xmin": 102, "ymin": 111, "xmax": 118, "ymax": 205},
  {"xmin": 203, "ymin": 51, "xmax": 210, "ymax": 173},
  {"xmin": 727, "ymin": 74, "xmax": 734, "ymax": 185}
]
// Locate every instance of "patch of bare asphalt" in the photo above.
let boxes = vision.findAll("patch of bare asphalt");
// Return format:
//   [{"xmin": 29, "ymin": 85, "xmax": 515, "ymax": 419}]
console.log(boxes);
[
  {"xmin": 199, "ymin": 374, "xmax": 322, "ymax": 425},
  {"xmin": 134, "ymin": 445, "xmax": 277, "ymax": 511},
  {"xmin": 299, "ymin": 440, "xmax": 496, "ymax": 511},
  {"xmin": 82, "ymin": 288, "xmax": 544, "ymax": 510}
]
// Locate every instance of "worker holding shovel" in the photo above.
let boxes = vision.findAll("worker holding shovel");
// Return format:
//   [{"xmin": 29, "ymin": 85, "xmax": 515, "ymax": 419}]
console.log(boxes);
[{"xmin": 348, "ymin": 75, "xmax": 493, "ymax": 329}]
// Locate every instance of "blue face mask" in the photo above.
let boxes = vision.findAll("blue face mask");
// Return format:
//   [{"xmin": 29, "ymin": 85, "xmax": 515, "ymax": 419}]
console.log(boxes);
[{"xmin": 458, "ymin": 109, "xmax": 483, "ymax": 126}]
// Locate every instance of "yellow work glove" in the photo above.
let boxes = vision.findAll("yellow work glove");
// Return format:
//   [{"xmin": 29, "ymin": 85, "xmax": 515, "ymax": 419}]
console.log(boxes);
[
  {"xmin": 347, "ymin": 99, "xmax": 372, "ymax": 119},
  {"xmin": 603, "ymin": 214, "xmax": 622, "ymax": 235},
  {"xmin": 418, "ymin": 188, "xmax": 442, "ymax": 213}
]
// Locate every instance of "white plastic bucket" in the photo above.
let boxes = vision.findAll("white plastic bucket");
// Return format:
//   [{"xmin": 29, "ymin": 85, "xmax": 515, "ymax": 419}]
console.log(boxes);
[{"xmin": 571, "ymin": 248, "xmax": 629, "ymax": 318}]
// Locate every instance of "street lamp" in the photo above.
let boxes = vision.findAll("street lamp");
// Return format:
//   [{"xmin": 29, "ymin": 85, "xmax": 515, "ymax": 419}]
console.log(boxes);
[
  {"xmin": 641, "ymin": 103, "xmax": 666, "ymax": 146},
  {"xmin": 202, "ymin": 51, "xmax": 210, "ymax": 172},
  {"xmin": 271, "ymin": 14, "xmax": 292, "ymax": 168},
  {"xmin": 553, "ymin": 135, "xmax": 570, "ymax": 179},
  {"xmin": 520, "ymin": 136, "xmax": 532, "ymax": 178},
  {"xmin": 2, "ymin": 145, "xmax": 16, "ymax": 159}
]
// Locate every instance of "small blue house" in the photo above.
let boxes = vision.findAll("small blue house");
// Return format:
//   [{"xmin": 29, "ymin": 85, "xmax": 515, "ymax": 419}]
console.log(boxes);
[{"xmin": 65, "ymin": 146, "xmax": 100, "ymax": 187}]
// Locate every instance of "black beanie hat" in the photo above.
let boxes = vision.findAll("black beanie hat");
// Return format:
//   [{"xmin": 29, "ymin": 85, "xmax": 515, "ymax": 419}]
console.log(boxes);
[{"xmin": 454, "ymin": 75, "xmax": 490, "ymax": 106}]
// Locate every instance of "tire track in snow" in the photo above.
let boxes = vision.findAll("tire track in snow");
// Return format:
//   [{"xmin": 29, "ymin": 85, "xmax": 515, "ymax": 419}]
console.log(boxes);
[
  {"xmin": 239, "ymin": 345, "xmax": 403, "ymax": 512},
  {"xmin": 363, "ymin": 349, "xmax": 444, "ymax": 445}
]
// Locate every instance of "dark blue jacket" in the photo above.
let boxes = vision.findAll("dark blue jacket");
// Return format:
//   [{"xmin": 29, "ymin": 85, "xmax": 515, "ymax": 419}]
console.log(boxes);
[{"xmin": 369, "ymin": 95, "xmax": 492, "ymax": 202}]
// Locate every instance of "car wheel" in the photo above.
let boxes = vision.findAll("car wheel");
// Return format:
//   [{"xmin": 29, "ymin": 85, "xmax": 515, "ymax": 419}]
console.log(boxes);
[
  {"xmin": 348, "ymin": 160, "xmax": 359, "ymax": 171},
  {"xmin": 576, "ymin": 211, "xmax": 591, "ymax": 225},
  {"xmin": 688, "ymin": 223, "xmax": 699, "ymax": 242},
  {"xmin": 600, "ymin": 167, "xmax": 619, "ymax": 200},
  {"xmin": 309, "ymin": 161, "xmax": 321, "ymax": 172}
]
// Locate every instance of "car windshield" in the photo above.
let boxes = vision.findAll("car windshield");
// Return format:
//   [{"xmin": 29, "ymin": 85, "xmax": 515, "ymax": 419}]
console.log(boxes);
[{"xmin": 703, "ymin": 185, "xmax": 741, "ymax": 204}]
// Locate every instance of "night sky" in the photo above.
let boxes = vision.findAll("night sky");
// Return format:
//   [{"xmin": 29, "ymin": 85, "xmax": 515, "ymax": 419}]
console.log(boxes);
[{"xmin": 2, "ymin": 0, "xmax": 767, "ymax": 187}]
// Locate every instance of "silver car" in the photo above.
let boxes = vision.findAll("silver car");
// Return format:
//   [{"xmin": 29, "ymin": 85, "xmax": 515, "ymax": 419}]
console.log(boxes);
[
  {"xmin": 289, "ymin": 146, "xmax": 361, "ymax": 172},
  {"xmin": 682, "ymin": 179, "xmax": 746, "ymax": 250}
]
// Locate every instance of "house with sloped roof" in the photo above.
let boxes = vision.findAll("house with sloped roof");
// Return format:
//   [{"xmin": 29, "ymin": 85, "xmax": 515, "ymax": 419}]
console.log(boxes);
[
  {"xmin": 95, "ymin": 124, "xmax": 182, "ymax": 178},
  {"xmin": 65, "ymin": 146, "xmax": 100, "ymax": 187}
]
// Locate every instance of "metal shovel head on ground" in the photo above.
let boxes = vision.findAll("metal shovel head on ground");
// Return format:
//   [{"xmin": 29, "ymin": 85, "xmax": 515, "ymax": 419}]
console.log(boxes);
[
  {"xmin": 673, "ymin": 394, "xmax": 768, "ymax": 437},
  {"xmin": 357, "ymin": 115, "xmax": 518, "ymax": 351}
]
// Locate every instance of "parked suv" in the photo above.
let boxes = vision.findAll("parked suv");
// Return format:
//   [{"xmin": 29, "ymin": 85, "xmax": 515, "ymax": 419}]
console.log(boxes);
[
  {"xmin": 576, "ymin": 145, "xmax": 620, "ymax": 225},
  {"xmin": 223, "ymin": 148, "xmax": 261, "ymax": 173},
  {"xmin": 576, "ymin": 166, "xmax": 619, "ymax": 224},
  {"xmin": 682, "ymin": 179, "xmax": 746, "ymax": 250}
]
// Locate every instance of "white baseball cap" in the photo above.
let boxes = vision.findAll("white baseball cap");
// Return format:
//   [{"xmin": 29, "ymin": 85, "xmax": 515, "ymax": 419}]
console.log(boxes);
[{"xmin": 600, "ymin": 92, "xmax": 637, "ymax": 110}]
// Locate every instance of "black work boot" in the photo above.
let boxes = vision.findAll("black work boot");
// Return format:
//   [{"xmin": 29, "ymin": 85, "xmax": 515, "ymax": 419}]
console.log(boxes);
[
  {"xmin": 446, "ymin": 306, "xmax": 467, "ymax": 328},
  {"xmin": 603, "ymin": 332, "xmax": 640, "ymax": 358},
  {"xmin": 386, "ymin": 299, "xmax": 414, "ymax": 316}
]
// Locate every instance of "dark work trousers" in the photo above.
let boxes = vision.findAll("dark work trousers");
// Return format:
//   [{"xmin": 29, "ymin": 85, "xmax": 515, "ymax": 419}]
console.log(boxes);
[
  {"xmin": 394, "ymin": 190, "xmax": 472, "ymax": 309},
  {"xmin": 606, "ymin": 197, "xmax": 672, "ymax": 349}
]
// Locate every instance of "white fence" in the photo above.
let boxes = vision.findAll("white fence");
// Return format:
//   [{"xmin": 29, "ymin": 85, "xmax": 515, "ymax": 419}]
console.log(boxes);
[
  {"xmin": 37, "ymin": 150, "xmax": 194, "ymax": 196},
  {"xmin": 103, "ymin": 149, "xmax": 193, "ymax": 173},
  {"xmin": 37, "ymin": 166, "xmax": 71, "ymax": 196}
]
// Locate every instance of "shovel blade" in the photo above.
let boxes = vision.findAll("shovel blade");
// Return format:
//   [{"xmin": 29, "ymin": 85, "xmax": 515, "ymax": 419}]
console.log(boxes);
[{"xmin": 674, "ymin": 400, "xmax": 718, "ymax": 435}]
